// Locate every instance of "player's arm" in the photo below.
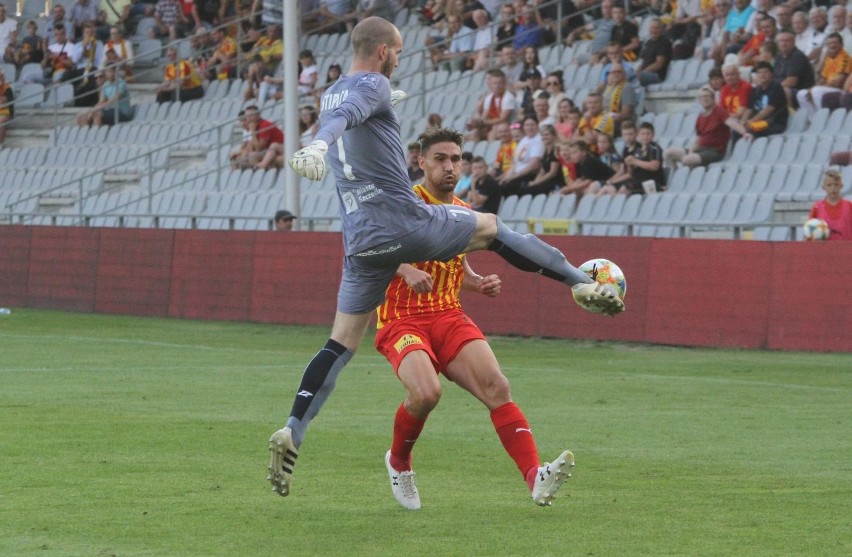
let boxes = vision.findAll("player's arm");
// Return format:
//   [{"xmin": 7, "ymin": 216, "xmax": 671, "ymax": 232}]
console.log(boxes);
[
  {"xmin": 461, "ymin": 259, "xmax": 500, "ymax": 297},
  {"xmin": 397, "ymin": 264, "xmax": 433, "ymax": 294}
]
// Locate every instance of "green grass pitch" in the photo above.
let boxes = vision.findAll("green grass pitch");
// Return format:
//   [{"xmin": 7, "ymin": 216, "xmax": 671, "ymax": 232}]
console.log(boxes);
[{"xmin": 1, "ymin": 309, "xmax": 850, "ymax": 556}]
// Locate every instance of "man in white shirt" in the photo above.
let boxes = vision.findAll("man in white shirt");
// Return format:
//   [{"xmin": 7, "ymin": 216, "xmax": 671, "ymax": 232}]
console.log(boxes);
[
  {"xmin": 497, "ymin": 116, "xmax": 544, "ymax": 196},
  {"xmin": 0, "ymin": 3, "xmax": 17, "ymax": 59},
  {"xmin": 469, "ymin": 9, "xmax": 494, "ymax": 72}
]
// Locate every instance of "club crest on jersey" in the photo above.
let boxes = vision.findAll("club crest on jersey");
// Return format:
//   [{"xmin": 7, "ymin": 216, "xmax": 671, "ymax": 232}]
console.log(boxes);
[
  {"xmin": 357, "ymin": 74, "xmax": 380, "ymax": 89},
  {"xmin": 393, "ymin": 334, "xmax": 423, "ymax": 353}
]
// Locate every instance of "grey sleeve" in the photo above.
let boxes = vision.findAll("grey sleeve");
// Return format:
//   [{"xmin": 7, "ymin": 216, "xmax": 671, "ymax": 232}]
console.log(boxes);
[{"xmin": 315, "ymin": 75, "xmax": 391, "ymax": 146}]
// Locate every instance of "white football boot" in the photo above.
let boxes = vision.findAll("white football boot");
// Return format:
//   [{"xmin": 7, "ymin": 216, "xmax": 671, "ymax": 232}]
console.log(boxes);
[
  {"xmin": 268, "ymin": 427, "xmax": 299, "ymax": 496},
  {"xmin": 532, "ymin": 449, "xmax": 574, "ymax": 506},
  {"xmin": 384, "ymin": 450, "xmax": 421, "ymax": 510}
]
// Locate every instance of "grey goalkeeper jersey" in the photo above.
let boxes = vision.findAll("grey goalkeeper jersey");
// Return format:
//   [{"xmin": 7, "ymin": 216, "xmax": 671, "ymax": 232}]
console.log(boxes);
[{"xmin": 315, "ymin": 71, "xmax": 432, "ymax": 256}]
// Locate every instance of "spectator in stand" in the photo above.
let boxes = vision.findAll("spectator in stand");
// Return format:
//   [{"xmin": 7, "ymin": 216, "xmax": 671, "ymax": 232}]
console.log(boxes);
[
  {"xmin": 154, "ymin": 0, "xmax": 186, "ymax": 42},
  {"xmin": 775, "ymin": 4, "xmax": 793, "ymax": 33},
  {"xmin": 204, "ymin": 27, "xmax": 237, "ymax": 80},
  {"xmin": 101, "ymin": 27, "xmax": 134, "ymax": 82},
  {"xmin": 4, "ymin": 20, "xmax": 43, "ymax": 69},
  {"xmin": 601, "ymin": 62, "xmax": 638, "ymax": 136},
  {"xmin": 702, "ymin": 0, "xmax": 731, "ymax": 66},
  {"xmin": 406, "ymin": 141, "xmax": 425, "ymax": 184},
  {"xmin": 565, "ymin": 0, "xmax": 615, "ymax": 62},
  {"xmin": 45, "ymin": 4, "xmax": 75, "ymax": 44},
  {"xmin": 637, "ymin": 18, "xmax": 673, "ymax": 86},
  {"xmin": 618, "ymin": 119, "xmax": 639, "ymax": 159},
  {"xmin": 796, "ymin": 33, "xmax": 852, "ymax": 116},
  {"xmin": 497, "ymin": 116, "xmax": 544, "ymax": 196},
  {"xmin": 76, "ymin": 66, "xmax": 133, "ymax": 126},
  {"xmin": 232, "ymin": 105, "xmax": 283, "ymax": 169},
  {"xmin": 297, "ymin": 49, "xmax": 319, "ymax": 95},
  {"xmin": 299, "ymin": 104, "xmax": 319, "ymax": 147},
  {"xmin": 724, "ymin": 0, "xmax": 755, "ymax": 55},
  {"xmin": 468, "ymin": 155, "xmax": 502, "ymax": 213},
  {"xmin": 491, "ymin": 121, "xmax": 516, "ymax": 176},
  {"xmin": 559, "ymin": 139, "xmax": 616, "ymax": 197},
  {"xmin": 738, "ymin": 60, "xmax": 788, "ymax": 138},
  {"xmin": 610, "ymin": 2, "xmax": 640, "ymax": 61},
  {"xmin": 0, "ymin": 67, "xmax": 12, "ymax": 148},
  {"xmin": 774, "ymin": 31, "xmax": 816, "ymax": 108},
  {"xmin": 544, "ymin": 71, "xmax": 568, "ymax": 120},
  {"xmin": 533, "ymin": 95, "xmax": 555, "ymax": 126},
  {"xmin": 707, "ymin": 67, "xmax": 724, "ymax": 100},
  {"xmin": 26, "ymin": 23, "xmax": 75, "ymax": 84},
  {"xmin": 821, "ymin": 71, "xmax": 852, "ymax": 112},
  {"xmin": 841, "ymin": 9, "xmax": 852, "ymax": 49},
  {"xmin": 669, "ymin": 0, "xmax": 703, "ymax": 59},
  {"xmin": 67, "ymin": 23, "xmax": 104, "ymax": 107},
  {"xmin": 156, "ymin": 45, "xmax": 204, "ymax": 103},
  {"xmin": 435, "ymin": 14, "xmax": 475, "ymax": 71},
  {"xmin": 613, "ymin": 122, "xmax": 664, "ymax": 195},
  {"xmin": 495, "ymin": 2, "xmax": 518, "ymax": 48},
  {"xmin": 720, "ymin": 63, "xmax": 752, "ymax": 118},
  {"xmin": 756, "ymin": 39, "xmax": 779, "ymax": 66},
  {"xmin": 536, "ymin": 0, "xmax": 581, "ymax": 46},
  {"xmin": 317, "ymin": 0, "xmax": 356, "ymax": 34},
  {"xmin": 590, "ymin": 133, "xmax": 625, "ymax": 197},
  {"xmin": 809, "ymin": 169, "xmax": 852, "ymax": 241},
  {"xmin": 250, "ymin": 24, "xmax": 283, "ymax": 73},
  {"xmin": 794, "ymin": 8, "xmax": 825, "ymax": 64},
  {"xmin": 69, "ymin": 0, "xmax": 98, "ymax": 38},
  {"xmin": 274, "ymin": 210, "xmax": 296, "ymax": 231},
  {"xmin": 517, "ymin": 68, "xmax": 544, "ymax": 116},
  {"xmin": 520, "ymin": 45, "xmax": 546, "ymax": 82},
  {"xmin": 523, "ymin": 124, "xmax": 565, "ymax": 196},
  {"xmin": 664, "ymin": 86, "xmax": 730, "ymax": 170},
  {"xmin": 466, "ymin": 68, "xmax": 517, "ymax": 141},
  {"xmin": 578, "ymin": 92, "xmax": 615, "ymax": 148},
  {"xmin": 467, "ymin": 9, "xmax": 494, "ymax": 71},
  {"xmin": 312, "ymin": 62, "xmax": 342, "ymax": 99},
  {"xmin": 243, "ymin": 55, "xmax": 272, "ymax": 102},
  {"xmin": 179, "ymin": 0, "xmax": 204, "ymax": 33},
  {"xmin": 738, "ymin": 15, "xmax": 777, "ymax": 66},
  {"xmin": 596, "ymin": 42, "xmax": 639, "ymax": 94},
  {"xmin": 828, "ymin": 5, "xmax": 847, "ymax": 35},
  {"xmin": 745, "ymin": 0, "xmax": 778, "ymax": 34},
  {"xmin": 513, "ymin": 3, "xmax": 544, "ymax": 50},
  {"xmin": 425, "ymin": 112, "xmax": 443, "ymax": 132},
  {"xmin": 554, "ymin": 102, "xmax": 580, "ymax": 140},
  {"xmin": 498, "ymin": 44, "xmax": 524, "ymax": 86},
  {"xmin": 454, "ymin": 151, "xmax": 474, "ymax": 198},
  {"xmin": 808, "ymin": 7, "xmax": 829, "ymax": 60}
]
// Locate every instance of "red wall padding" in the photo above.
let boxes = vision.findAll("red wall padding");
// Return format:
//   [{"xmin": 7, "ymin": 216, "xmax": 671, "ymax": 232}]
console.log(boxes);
[{"xmin": 1, "ymin": 225, "xmax": 850, "ymax": 352}]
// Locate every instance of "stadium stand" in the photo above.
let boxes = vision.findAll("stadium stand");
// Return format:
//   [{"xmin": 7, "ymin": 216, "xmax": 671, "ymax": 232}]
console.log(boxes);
[{"xmin": 2, "ymin": 2, "xmax": 851, "ymax": 241}]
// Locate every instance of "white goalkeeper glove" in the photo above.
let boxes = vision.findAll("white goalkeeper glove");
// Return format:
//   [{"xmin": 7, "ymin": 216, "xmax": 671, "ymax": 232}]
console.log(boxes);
[
  {"xmin": 289, "ymin": 139, "xmax": 329, "ymax": 181},
  {"xmin": 390, "ymin": 89, "xmax": 408, "ymax": 108}
]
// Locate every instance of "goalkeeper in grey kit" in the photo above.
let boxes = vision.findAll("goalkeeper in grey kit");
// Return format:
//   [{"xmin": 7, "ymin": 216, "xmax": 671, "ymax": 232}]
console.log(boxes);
[{"xmin": 269, "ymin": 16, "xmax": 624, "ymax": 500}]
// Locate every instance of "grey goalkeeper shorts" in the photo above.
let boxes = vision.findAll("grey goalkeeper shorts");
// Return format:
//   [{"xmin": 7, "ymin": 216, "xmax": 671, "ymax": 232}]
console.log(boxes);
[{"xmin": 337, "ymin": 203, "xmax": 478, "ymax": 314}]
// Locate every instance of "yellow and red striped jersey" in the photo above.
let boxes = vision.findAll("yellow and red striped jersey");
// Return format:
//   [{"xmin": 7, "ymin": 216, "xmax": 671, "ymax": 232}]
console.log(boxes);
[{"xmin": 376, "ymin": 184, "xmax": 469, "ymax": 328}]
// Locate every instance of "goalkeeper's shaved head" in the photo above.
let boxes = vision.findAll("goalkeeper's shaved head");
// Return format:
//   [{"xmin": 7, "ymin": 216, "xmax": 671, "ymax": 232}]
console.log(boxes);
[
  {"xmin": 352, "ymin": 16, "xmax": 400, "ymax": 59},
  {"xmin": 418, "ymin": 127, "xmax": 464, "ymax": 155}
]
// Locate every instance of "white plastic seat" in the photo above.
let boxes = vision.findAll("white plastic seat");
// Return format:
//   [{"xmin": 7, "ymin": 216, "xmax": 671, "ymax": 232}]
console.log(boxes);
[
  {"xmin": 16, "ymin": 83, "xmax": 44, "ymax": 108},
  {"xmin": 823, "ymin": 108, "xmax": 847, "ymax": 134}
]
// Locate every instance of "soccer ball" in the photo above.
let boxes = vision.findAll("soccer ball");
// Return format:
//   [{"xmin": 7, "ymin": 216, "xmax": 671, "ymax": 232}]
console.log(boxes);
[
  {"xmin": 578, "ymin": 258, "xmax": 627, "ymax": 300},
  {"xmin": 802, "ymin": 218, "xmax": 830, "ymax": 241}
]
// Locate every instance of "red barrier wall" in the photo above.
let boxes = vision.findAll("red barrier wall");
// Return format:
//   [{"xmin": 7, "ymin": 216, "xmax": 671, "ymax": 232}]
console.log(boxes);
[{"xmin": 1, "ymin": 225, "xmax": 850, "ymax": 352}]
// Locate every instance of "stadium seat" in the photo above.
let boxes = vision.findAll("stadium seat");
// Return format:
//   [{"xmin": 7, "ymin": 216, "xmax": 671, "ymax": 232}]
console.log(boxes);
[
  {"xmin": 605, "ymin": 193, "xmax": 642, "ymax": 236},
  {"xmin": 559, "ymin": 193, "xmax": 577, "ymax": 217},
  {"xmin": 497, "ymin": 195, "xmax": 518, "ymax": 221},
  {"xmin": 746, "ymin": 136, "xmax": 767, "ymax": 161},
  {"xmin": 683, "ymin": 192, "xmax": 708, "ymax": 222},
  {"xmin": 823, "ymin": 108, "xmax": 847, "ymax": 134},
  {"xmin": 804, "ymin": 108, "xmax": 829, "ymax": 135},
  {"xmin": 135, "ymin": 39, "xmax": 162, "ymax": 66},
  {"xmin": 785, "ymin": 107, "xmax": 808, "ymax": 134},
  {"xmin": 527, "ymin": 194, "xmax": 547, "ymax": 218},
  {"xmin": 1, "ymin": 62, "xmax": 15, "ymax": 83},
  {"xmin": 747, "ymin": 164, "xmax": 772, "ymax": 194},
  {"xmin": 539, "ymin": 193, "xmax": 563, "ymax": 219},
  {"xmin": 682, "ymin": 165, "xmax": 706, "ymax": 193},
  {"xmin": 655, "ymin": 193, "xmax": 691, "ymax": 237},
  {"xmin": 791, "ymin": 164, "xmax": 827, "ymax": 201},
  {"xmin": 667, "ymin": 166, "xmax": 690, "ymax": 192},
  {"xmin": 16, "ymin": 82, "xmax": 44, "ymax": 108}
]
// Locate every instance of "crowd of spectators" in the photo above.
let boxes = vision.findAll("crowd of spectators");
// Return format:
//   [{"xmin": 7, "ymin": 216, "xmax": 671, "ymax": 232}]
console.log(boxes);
[{"xmin": 371, "ymin": 0, "xmax": 852, "ymax": 215}]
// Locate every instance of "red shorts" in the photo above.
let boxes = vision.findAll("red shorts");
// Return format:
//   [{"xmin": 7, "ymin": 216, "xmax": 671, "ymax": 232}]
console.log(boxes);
[{"xmin": 375, "ymin": 308, "xmax": 485, "ymax": 375}]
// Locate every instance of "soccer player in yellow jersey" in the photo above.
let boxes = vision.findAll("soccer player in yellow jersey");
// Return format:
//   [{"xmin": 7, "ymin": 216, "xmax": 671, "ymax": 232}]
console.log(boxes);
[{"xmin": 374, "ymin": 127, "xmax": 574, "ymax": 510}]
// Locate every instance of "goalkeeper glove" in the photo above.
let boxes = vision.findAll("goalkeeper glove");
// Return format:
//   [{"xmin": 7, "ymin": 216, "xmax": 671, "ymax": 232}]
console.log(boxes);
[
  {"xmin": 390, "ymin": 89, "xmax": 408, "ymax": 108},
  {"xmin": 289, "ymin": 139, "xmax": 329, "ymax": 181}
]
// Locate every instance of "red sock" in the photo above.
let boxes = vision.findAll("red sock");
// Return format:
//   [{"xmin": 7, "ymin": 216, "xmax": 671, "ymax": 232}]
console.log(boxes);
[
  {"xmin": 390, "ymin": 403, "xmax": 427, "ymax": 472},
  {"xmin": 490, "ymin": 402, "xmax": 540, "ymax": 491}
]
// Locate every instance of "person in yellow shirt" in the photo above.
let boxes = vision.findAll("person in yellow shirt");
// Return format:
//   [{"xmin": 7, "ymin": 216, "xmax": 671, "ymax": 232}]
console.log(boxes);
[
  {"xmin": 204, "ymin": 27, "xmax": 237, "ymax": 81},
  {"xmin": 156, "ymin": 46, "xmax": 204, "ymax": 103},
  {"xmin": 251, "ymin": 23, "xmax": 283, "ymax": 72},
  {"xmin": 797, "ymin": 33, "xmax": 852, "ymax": 115},
  {"xmin": 577, "ymin": 92, "xmax": 615, "ymax": 152}
]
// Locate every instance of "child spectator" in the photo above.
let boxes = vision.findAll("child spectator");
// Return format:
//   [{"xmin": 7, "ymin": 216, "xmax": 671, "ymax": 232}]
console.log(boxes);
[
  {"xmin": 560, "ymin": 139, "xmax": 616, "ymax": 197},
  {"xmin": 76, "ymin": 66, "xmax": 133, "ymax": 126},
  {"xmin": 624, "ymin": 122, "xmax": 665, "ymax": 193},
  {"xmin": 809, "ymin": 169, "xmax": 852, "ymax": 241},
  {"xmin": 454, "ymin": 151, "xmax": 474, "ymax": 198},
  {"xmin": 554, "ymin": 101, "xmax": 579, "ymax": 140},
  {"xmin": 4, "ymin": 20, "xmax": 43, "ymax": 68},
  {"xmin": 468, "ymin": 155, "xmax": 502, "ymax": 213},
  {"xmin": 299, "ymin": 105, "xmax": 318, "ymax": 148}
]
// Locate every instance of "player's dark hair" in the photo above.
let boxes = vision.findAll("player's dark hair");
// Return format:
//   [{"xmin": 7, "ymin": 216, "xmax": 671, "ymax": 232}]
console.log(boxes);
[{"xmin": 417, "ymin": 127, "xmax": 464, "ymax": 154}]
